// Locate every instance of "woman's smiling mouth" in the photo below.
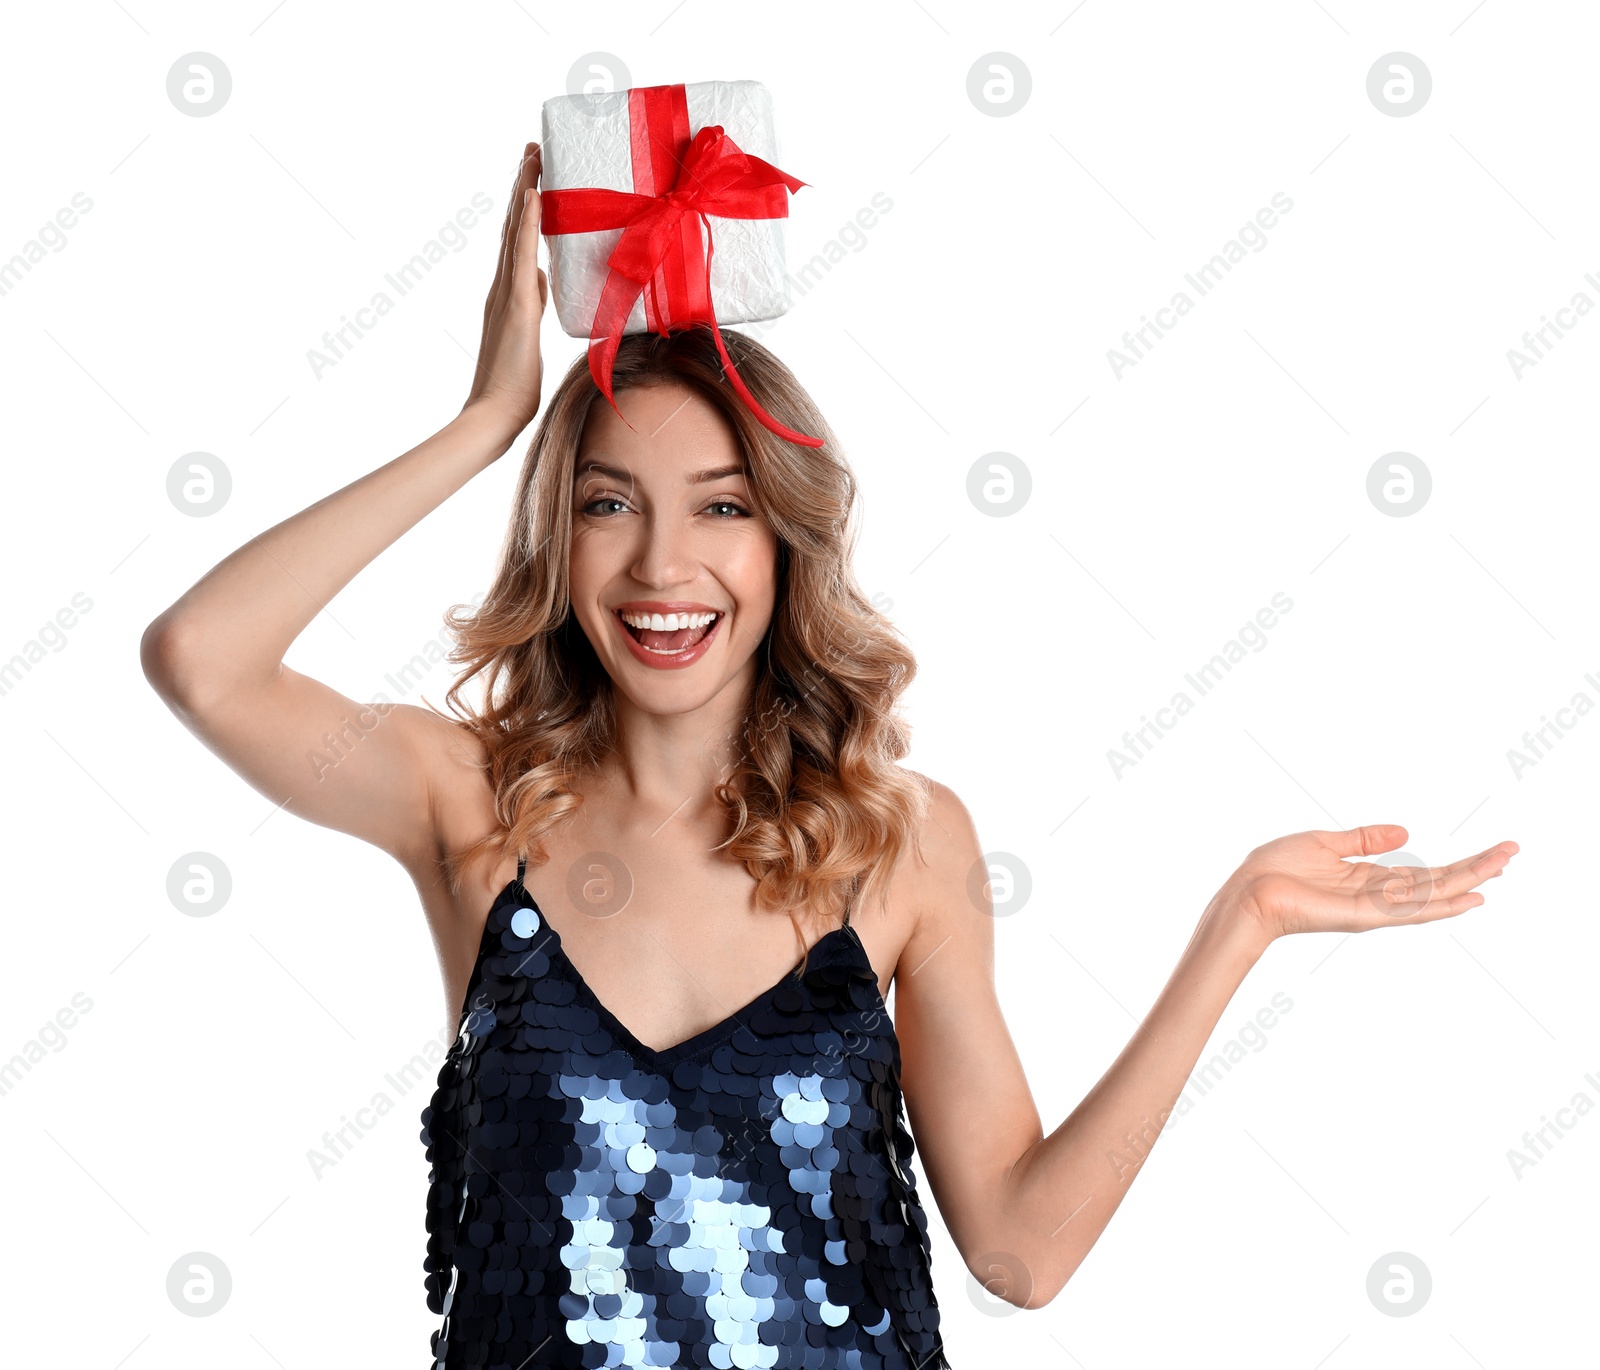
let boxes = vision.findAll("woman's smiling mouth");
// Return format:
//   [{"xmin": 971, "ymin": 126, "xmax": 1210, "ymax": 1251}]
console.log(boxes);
[{"xmin": 611, "ymin": 603, "xmax": 725, "ymax": 668}]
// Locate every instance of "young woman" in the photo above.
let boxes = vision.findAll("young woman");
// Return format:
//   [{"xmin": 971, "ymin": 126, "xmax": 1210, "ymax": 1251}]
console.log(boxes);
[{"xmin": 141, "ymin": 143, "xmax": 1518, "ymax": 1368}]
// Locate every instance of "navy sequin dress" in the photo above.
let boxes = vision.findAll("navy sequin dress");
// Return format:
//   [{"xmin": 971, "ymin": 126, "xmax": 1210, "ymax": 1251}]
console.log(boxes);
[{"xmin": 419, "ymin": 859, "xmax": 950, "ymax": 1369}]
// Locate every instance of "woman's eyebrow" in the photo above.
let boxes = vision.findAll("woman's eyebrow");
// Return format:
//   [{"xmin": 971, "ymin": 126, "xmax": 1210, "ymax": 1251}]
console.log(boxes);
[
  {"xmin": 688, "ymin": 463, "xmax": 749, "ymax": 484},
  {"xmin": 578, "ymin": 460, "xmax": 749, "ymax": 485}
]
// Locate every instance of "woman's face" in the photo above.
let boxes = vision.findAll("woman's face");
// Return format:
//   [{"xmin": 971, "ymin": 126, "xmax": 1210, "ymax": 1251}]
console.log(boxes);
[{"xmin": 569, "ymin": 382, "xmax": 780, "ymax": 717}]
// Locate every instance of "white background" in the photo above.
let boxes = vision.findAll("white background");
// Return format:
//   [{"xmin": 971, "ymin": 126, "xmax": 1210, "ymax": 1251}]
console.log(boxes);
[{"xmin": 1, "ymin": 1, "xmax": 1594, "ymax": 1365}]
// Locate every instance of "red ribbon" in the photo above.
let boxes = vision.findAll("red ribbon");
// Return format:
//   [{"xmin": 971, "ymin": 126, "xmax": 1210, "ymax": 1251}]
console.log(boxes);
[{"xmin": 540, "ymin": 83, "xmax": 823, "ymax": 448}]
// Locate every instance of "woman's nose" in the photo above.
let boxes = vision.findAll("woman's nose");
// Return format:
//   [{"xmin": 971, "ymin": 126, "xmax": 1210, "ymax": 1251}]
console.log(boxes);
[{"xmin": 629, "ymin": 515, "xmax": 694, "ymax": 584}]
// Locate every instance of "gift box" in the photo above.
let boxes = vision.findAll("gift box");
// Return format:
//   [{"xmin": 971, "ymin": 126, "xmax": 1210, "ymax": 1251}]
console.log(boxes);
[
  {"xmin": 538, "ymin": 79, "xmax": 822, "ymax": 446},
  {"xmin": 540, "ymin": 79, "xmax": 793, "ymax": 337}
]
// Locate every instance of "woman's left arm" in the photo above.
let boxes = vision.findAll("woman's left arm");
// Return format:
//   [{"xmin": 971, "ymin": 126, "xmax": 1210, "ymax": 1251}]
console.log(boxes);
[{"xmin": 892, "ymin": 782, "xmax": 1517, "ymax": 1308}]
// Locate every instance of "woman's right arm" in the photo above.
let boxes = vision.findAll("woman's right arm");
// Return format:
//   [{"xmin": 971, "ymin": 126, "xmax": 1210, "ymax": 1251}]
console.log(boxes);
[{"xmin": 141, "ymin": 142, "xmax": 548, "ymax": 867}]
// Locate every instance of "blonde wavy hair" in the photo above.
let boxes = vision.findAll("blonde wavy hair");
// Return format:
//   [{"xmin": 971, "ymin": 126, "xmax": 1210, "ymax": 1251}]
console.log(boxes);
[{"xmin": 441, "ymin": 324, "xmax": 930, "ymax": 956}]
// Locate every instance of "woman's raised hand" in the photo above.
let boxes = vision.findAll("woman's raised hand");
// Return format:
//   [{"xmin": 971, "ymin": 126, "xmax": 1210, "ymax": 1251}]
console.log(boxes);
[
  {"xmin": 1222, "ymin": 824, "xmax": 1519, "ymax": 944},
  {"xmin": 461, "ymin": 141, "xmax": 549, "ymax": 439}
]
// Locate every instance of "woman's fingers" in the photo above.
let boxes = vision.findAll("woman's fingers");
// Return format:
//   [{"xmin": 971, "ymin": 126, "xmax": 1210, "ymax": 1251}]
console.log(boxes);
[
  {"xmin": 1339, "ymin": 838, "xmax": 1515, "ymax": 894},
  {"xmin": 494, "ymin": 153, "xmax": 522, "ymax": 271},
  {"xmin": 465, "ymin": 140, "xmax": 546, "ymax": 422},
  {"xmin": 1390, "ymin": 888, "xmax": 1486, "ymax": 925},
  {"xmin": 483, "ymin": 144, "xmax": 537, "ymax": 320},
  {"xmin": 477, "ymin": 144, "xmax": 535, "ymax": 365},
  {"xmin": 1408, "ymin": 842, "xmax": 1517, "ymax": 898},
  {"xmin": 1361, "ymin": 842, "xmax": 1516, "ymax": 918},
  {"xmin": 511, "ymin": 150, "xmax": 544, "ymax": 310},
  {"xmin": 498, "ymin": 144, "xmax": 539, "ymax": 303},
  {"xmin": 1440, "ymin": 843, "xmax": 1517, "ymax": 894}
]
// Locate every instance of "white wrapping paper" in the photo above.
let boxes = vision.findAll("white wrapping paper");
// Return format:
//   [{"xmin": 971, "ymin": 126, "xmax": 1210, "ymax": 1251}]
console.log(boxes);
[{"xmin": 539, "ymin": 80, "xmax": 793, "ymax": 339}]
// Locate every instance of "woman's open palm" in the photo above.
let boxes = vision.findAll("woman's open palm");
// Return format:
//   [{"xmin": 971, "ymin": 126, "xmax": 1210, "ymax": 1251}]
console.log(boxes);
[
  {"xmin": 1228, "ymin": 824, "xmax": 1519, "ymax": 942},
  {"xmin": 462, "ymin": 141, "xmax": 548, "ymax": 433}
]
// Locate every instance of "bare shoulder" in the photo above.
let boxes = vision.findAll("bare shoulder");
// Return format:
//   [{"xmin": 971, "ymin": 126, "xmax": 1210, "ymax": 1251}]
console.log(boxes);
[
  {"xmin": 882, "ymin": 769, "xmax": 990, "ymax": 977},
  {"xmin": 897, "ymin": 769, "xmax": 984, "ymax": 909}
]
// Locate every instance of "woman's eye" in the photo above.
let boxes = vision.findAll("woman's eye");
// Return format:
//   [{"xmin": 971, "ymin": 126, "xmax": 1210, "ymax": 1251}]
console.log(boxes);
[{"xmin": 581, "ymin": 497, "xmax": 751, "ymax": 518}]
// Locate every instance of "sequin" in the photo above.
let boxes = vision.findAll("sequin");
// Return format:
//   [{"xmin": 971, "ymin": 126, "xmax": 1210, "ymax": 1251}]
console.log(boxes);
[{"xmin": 420, "ymin": 877, "xmax": 950, "ymax": 1368}]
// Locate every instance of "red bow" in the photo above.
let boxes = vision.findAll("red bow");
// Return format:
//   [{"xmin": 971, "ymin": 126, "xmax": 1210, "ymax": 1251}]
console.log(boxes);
[{"xmin": 540, "ymin": 83, "xmax": 823, "ymax": 448}]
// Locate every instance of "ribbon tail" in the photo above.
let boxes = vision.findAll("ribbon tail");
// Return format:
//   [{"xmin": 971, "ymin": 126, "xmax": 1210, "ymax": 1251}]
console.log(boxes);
[
  {"xmin": 586, "ymin": 267, "xmax": 651, "ymax": 435},
  {"xmin": 694, "ymin": 211, "xmax": 824, "ymax": 449},
  {"xmin": 708, "ymin": 323, "xmax": 824, "ymax": 448}
]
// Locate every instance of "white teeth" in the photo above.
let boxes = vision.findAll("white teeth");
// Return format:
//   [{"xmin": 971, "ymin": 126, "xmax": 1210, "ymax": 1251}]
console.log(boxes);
[{"xmin": 619, "ymin": 610, "xmax": 719, "ymax": 632}]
